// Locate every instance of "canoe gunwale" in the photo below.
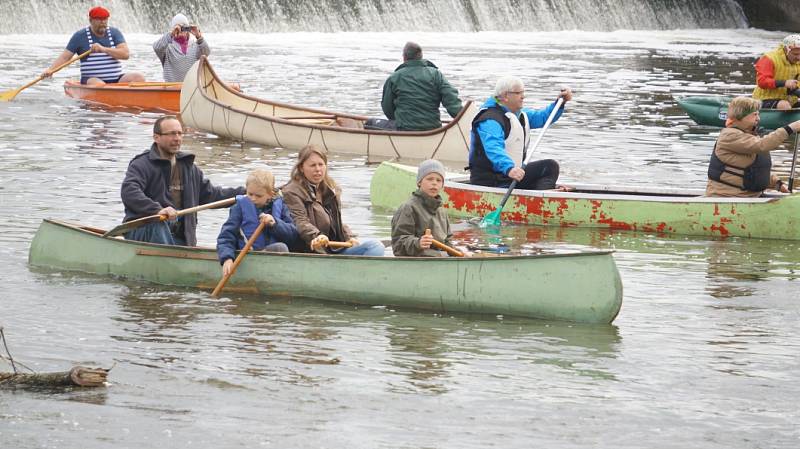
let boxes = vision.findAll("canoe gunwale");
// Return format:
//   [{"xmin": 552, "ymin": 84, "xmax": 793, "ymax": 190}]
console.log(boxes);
[
  {"xmin": 446, "ymin": 180, "xmax": 788, "ymax": 204},
  {"xmin": 63, "ymin": 80, "xmax": 181, "ymax": 93},
  {"xmin": 190, "ymin": 55, "xmax": 475, "ymax": 138},
  {"xmin": 423, "ymin": 167, "xmax": 788, "ymax": 204},
  {"xmin": 58, "ymin": 219, "xmax": 615, "ymax": 261}
]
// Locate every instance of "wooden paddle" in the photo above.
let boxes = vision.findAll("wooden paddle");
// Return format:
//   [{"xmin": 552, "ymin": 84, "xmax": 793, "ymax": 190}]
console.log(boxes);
[
  {"xmin": 211, "ymin": 221, "xmax": 266, "ymax": 298},
  {"xmin": 425, "ymin": 229, "xmax": 464, "ymax": 257},
  {"xmin": 103, "ymin": 197, "xmax": 236, "ymax": 238},
  {"xmin": 0, "ymin": 49, "xmax": 91, "ymax": 102},
  {"xmin": 327, "ymin": 240, "xmax": 354, "ymax": 249},
  {"xmin": 789, "ymin": 133, "xmax": 799, "ymax": 193},
  {"xmin": 479, "ymin": 97, "xmax": 564, "ymax": 228}
]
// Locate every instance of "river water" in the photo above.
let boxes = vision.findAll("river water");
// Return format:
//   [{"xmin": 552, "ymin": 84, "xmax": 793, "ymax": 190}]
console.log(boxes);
[{"xmin": 1, "ymin": 30, "xmax": 799, "ymax": 448}]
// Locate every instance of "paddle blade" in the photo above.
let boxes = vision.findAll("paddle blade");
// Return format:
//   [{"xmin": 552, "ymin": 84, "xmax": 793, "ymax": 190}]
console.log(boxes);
[
  {"xmin": 479, "ymin": 209, "xmax": 502, "ymax": 228},
  {"xmin": 0, "ymin": 88, "xmax": 22, "ymax": 102}
]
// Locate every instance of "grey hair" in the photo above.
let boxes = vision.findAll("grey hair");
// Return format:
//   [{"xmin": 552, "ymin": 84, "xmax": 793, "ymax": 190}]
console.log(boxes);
[
  {"xmin": 494, "ymin": 76, "xmax": 523, "ymax": 97},
  {"xmin": 403, "ymin": 42, "xmax": 423, "ymax": 61}
]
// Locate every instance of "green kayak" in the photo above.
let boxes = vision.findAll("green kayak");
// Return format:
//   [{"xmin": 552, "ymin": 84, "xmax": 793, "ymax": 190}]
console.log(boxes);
[
  {"xmin": 676, "ymin": 96, "xmax": 800, "ymax": 129},
  {"xmin": 28, "ymin": 219, "xmax": 624, "ymax": 324}
]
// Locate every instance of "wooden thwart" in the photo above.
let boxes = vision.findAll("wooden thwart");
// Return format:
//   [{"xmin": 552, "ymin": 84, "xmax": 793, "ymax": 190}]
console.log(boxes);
[
  {"xmin": 127, "ymin": 81, "xmax": 182, "ymax": 88},
  {"xmin": 279, "ymin": 115, "xmax": 337, "ymax": 120},
  {"xmin": 136, "ymin": 248, "xmax": 218, "ymax": 260}
]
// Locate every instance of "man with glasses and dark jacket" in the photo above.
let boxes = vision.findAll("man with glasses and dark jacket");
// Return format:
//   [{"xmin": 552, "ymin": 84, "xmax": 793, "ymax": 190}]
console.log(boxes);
[{"xmin": 119, "ymin": 115, "xmax": 244, "ymax": 245}]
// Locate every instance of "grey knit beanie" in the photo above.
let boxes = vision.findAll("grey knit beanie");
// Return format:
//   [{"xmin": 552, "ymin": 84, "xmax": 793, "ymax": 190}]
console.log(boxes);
[{"xmin": 417, "ymin": 159, "xmax": 446, "ymax": 184}]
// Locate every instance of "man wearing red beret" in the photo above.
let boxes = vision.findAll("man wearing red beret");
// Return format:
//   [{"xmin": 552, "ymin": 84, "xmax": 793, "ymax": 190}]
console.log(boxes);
[{"xmin": 42, "ymin": 6, "xmax": 144, "ymax": 86}]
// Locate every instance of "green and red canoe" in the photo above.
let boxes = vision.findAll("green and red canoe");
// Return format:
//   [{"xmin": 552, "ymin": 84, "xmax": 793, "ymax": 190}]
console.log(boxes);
[
  {"xmin": 370, "ymin": 162, "xmax": 800, "ymax": 240},
  {"xmin": 676, "ymin": 96, "xmax": 800, "ymax": 129},
  {"xmin": 28, "ymin": 219, "xmax": 623, "ymax": 324}
]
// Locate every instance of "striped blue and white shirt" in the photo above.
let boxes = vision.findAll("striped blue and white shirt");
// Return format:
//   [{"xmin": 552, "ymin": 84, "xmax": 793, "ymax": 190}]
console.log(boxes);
[{"xmin": 66, "ymin": 27, "xmax": 125, "ymax": 83}]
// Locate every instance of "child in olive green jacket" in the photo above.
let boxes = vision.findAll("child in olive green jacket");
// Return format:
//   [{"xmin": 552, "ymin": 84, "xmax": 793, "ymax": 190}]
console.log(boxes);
[{"xmin": 390, "ymin": 159, "xmax": 453, "ymax": 256}]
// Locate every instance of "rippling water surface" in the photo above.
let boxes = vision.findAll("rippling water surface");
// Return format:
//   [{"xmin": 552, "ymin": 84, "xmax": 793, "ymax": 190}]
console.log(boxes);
[{"xmin": 1, "ymin": 30, "xmax": 799, "ymax": 448}]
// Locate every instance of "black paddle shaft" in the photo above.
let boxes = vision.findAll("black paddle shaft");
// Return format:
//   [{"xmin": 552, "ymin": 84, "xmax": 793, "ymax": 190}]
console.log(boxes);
[{"xmin": 497, "ymin": 180, "xmax": 519, "ymax": 209}]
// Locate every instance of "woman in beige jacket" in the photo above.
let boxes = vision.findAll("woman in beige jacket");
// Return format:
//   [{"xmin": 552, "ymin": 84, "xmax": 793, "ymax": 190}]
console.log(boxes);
[
  {"xmin": 706, "ymin": 96, "xmax": 800, "ymax": 197},
  {"xmin": 281, "ymin": 144, "xmax": 385, "ymax": 256}
]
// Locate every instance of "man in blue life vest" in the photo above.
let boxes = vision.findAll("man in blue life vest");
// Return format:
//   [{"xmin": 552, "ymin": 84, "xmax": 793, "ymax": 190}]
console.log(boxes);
[
  {"xmin": 468, "ymin": 75, "xmax": 572, "ymax": 190},
  {"xmin": 42, "ymin": 6, "xmax": 144, "ymax": 86}
]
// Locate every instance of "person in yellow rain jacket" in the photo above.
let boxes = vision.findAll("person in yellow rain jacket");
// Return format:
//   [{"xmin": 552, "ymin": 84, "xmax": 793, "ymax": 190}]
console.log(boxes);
[{"xmin": 752, "ymin": 34, "xmax": 800, "ymax": 110}]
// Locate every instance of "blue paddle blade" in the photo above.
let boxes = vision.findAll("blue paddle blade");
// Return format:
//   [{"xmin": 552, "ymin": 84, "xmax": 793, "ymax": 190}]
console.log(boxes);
[{"xmin": 479, "ymin": 209, "xmax": 502, "ymax": 228}]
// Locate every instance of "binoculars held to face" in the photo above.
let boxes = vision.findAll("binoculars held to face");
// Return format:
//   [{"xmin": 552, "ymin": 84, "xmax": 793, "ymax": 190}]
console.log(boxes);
[{"xmin": 180, "ymin": 25, "xmax": 193, "ymax": 32}]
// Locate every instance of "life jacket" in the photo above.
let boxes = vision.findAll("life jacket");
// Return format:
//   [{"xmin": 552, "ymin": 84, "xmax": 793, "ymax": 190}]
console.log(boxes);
[
  {"xmin": 707, "ymin": 143, "xmax": 772, "ymax": 192},
  {"xmin": 81, "ymin": 27, "xmax": 123, "ymax": 82},
  {"xmin": 237, "ymin": 195, "xmax": 285, "ymax": 250},
  {"xmin": 752, "ymin": 45, "xmax": 800, "ymax": 104},
  {"xmin": 467, "ymin": 104, "xmax": 530, "ymax": 185}
]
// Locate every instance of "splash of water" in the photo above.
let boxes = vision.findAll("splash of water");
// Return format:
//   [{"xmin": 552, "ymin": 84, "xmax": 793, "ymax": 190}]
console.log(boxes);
[{"xmin": 1, "ymin": 0, "xmax": 747, "ymax": 34}]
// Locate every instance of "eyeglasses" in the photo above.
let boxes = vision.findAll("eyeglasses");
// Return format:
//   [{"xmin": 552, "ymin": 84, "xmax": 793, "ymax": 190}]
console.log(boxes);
[
  {"xmin": 156, "ymin": 131, "xmax": 183, "ymax": 136},
  {"xmin": 508, "ymin": 90, "xmax": 525, "ymax": 96}
]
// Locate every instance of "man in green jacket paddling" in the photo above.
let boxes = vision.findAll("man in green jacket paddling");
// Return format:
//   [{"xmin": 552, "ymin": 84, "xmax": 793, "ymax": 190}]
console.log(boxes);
[{"xmin": 375, "ymin": 42, "xmax": 463, "ymax": 131}]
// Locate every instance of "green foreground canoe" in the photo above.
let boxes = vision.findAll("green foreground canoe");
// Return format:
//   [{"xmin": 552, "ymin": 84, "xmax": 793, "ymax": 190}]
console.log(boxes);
[
  {"xmin": 676, "ymin": 96, "xmax": 800, "ymax": 129},
  {"xmin": 28, "ymin": 220, "xmax": 623, "ymax": 324},
  {"xmin": 370, "ymin": 162, "xmax": 800, "ymax": 240}
]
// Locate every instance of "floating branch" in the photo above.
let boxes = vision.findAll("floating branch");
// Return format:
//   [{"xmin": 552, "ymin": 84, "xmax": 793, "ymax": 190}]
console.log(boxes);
[{"xmin": 0, "ymin": 366, "xmax": 110, "ymax": 389}]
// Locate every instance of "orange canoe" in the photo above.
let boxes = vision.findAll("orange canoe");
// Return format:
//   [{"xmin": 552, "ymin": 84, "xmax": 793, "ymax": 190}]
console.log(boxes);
[{"xmin": 63, "ymin": 80, "xmax": 181, "ymax": 113}]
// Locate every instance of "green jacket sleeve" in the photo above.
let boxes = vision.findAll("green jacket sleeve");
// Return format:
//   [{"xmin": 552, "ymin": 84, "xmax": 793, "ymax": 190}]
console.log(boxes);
[
  {"xmin": 438, "ymin": 73, "xmax": 462, "ymax": 118},
  {"xmin": 390, "ymin": 204, "xmax": 423, "ymax": 256},
  {"xmin": 381, "ymin": 76, "xmax": 397, "ymax": 120}
]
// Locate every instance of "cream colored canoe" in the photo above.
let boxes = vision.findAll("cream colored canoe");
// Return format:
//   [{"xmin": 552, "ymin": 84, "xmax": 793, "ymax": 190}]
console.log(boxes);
[{"xmin": 179, "ymin": 56, "xmax": 477, "ymax": 163}]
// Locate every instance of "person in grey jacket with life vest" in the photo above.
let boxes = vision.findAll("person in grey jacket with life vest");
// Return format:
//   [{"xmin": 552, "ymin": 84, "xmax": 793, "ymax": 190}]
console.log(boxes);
[
  {"xmin": 216, "ymin": 169, "xmax": 299, "ymax": 277},
  {"xmin": 467, "ymin": 76, "xmax": 572, "ymax": 190},
  {"xmin": 706, "ymin": 96, "xmax": 800, "ymax": 197}
]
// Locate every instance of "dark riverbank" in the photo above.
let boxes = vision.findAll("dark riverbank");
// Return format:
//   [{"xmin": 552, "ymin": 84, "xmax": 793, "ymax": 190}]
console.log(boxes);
[{"xmin": 739, "ymin": 0, "xmax": 800, "ymax": 31}]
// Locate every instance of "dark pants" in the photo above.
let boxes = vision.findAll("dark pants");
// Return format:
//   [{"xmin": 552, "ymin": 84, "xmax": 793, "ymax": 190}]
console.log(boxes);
[
  {"xmin": 517, "ymin": 159, "xmax": 560, "ymax": 190},
  {"xmin": 760, "ymin": 99, "xmax": 800, "ymax": 109},
  {"xmin": 125, "ymin": 221, "xmax": 186, "ymax": 246},
  {"xmin": 364, "ymin": 118, "xmax": 396, "ymax": 130},
  {"xmin": 470, "ymin": 159, "xmax": 560, "ymax": 190}
]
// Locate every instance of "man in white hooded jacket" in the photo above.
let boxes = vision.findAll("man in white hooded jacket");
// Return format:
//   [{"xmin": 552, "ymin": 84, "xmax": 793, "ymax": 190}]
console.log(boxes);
[{"xmin": 153, "ymin": 13, "xmax": 210, "ymax": 82}]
